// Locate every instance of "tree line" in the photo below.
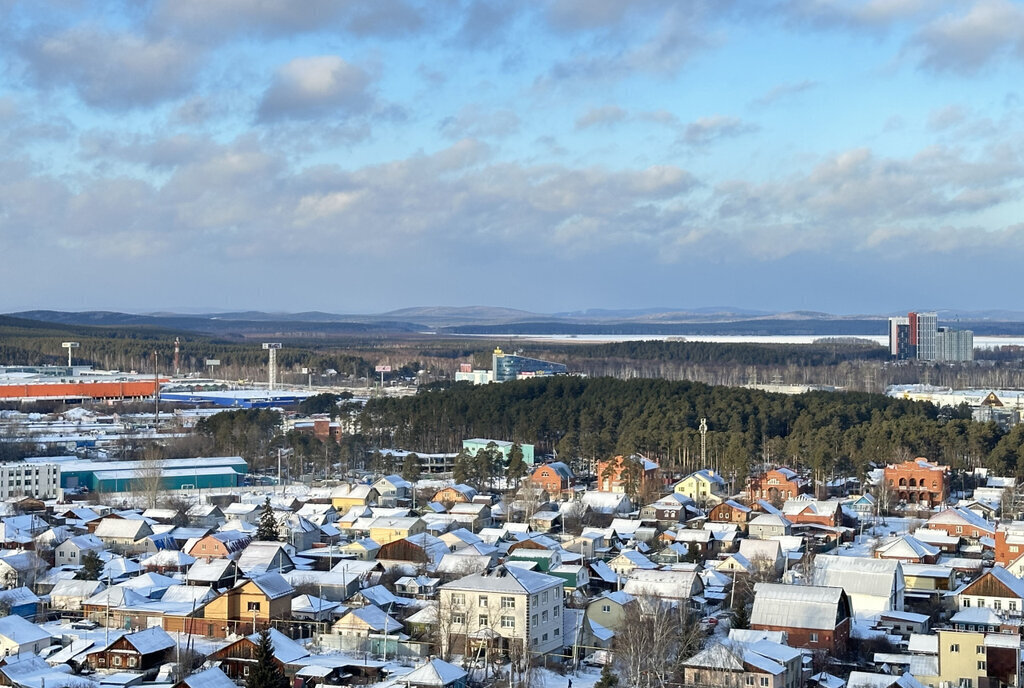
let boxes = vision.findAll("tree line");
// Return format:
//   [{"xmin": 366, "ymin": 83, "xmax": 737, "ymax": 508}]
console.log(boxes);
[{"xmin": 358, "ymin": 376, "xmax": 1023, "ymax": 482}]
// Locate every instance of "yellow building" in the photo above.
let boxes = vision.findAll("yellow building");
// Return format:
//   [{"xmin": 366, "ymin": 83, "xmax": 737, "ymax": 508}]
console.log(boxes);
[
  {"xmin": 673, "ymin": 469, "xmax": 727, "ymax": 506},
  {"xmin": 368, "ymin": 517, "xmax": 425, "ymax": 546},
  {"xmin": 330, "ymin": 484, "xmax": 379, "ymax": 511}
]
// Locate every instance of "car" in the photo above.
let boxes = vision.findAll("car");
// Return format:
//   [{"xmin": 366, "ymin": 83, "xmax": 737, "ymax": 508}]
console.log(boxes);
[{"xmin": 71, "ymin": 619, "xmax": 99, "ymax": 630}]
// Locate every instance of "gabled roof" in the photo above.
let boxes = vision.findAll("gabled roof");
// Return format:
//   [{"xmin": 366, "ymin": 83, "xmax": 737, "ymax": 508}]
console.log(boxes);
[
  {"xmin": 177, "ymin": 667, "xmax": 236, "ymax": 688},
  {"xmin": 961, "ymin": 566, "xmax": 1024, "ymax": 599},
  {"xmin": 241, "ymin": 572, "xmax": 294, "ymax": 600},
  {"xmin": 928, "ymin": 507, "xmax": 994, "ymax": 533},
  {"xmin": 875, "ymin": 535, "xmax": 939, "ymax": 560},
  {"xmin": 243, "ymin": 627, "xmax": 308, "ymax": 664},
  {"xmin": 0, "ymin": 614, "xmax": 51, "ymax": 644},
  {"xmin": 124, "ymin": 626, "xmax": 174, "ymax": 655},
  {"xmin": 441, "ymin": 564, "xmax": 562, "ymax": 594},
  {"xmin": 750, "ymin": 583, "xmax": 849, "ymax": 630},
  {"xmin": 811, "ymin": 555, "xmax": 903, "ymax": 597}
]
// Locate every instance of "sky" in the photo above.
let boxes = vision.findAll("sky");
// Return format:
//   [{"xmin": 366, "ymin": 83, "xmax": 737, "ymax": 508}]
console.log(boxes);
[{"xmin": 2, "ymin": 0, "xmax": 1024, "ymax": 316}]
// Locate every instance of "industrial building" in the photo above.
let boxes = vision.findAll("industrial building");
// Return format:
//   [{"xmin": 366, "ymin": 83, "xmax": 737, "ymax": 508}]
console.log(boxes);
[
  {"xmin": 454, "ymin": 348, "xmax": 567, "ymax": 384},
  {"xmin": 23, "ymin": 455, "xmax": 248, "ymax": 492},
  {"xmin": 0, "ymin": 371, "xmax": 162, "ymax": 402},
  {"xmin": 888, "ymin": 312, "xmax": 973, "ymax": 362},
  {"xmin": 158, "ymin": 389, "xmax": 315, "ymax": 408}
]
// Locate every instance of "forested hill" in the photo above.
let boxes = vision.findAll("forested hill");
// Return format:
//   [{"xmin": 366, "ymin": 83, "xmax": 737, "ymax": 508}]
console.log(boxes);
[
  {"xmin": 558, "ymin": 339, "xmax": 888, "ymax": 366},
  {"xmin": 359, "ymin": 377, "xmax": 1024, "ymax": 480}
]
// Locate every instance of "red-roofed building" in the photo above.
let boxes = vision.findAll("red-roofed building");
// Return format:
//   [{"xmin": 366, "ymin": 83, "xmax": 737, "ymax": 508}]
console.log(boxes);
[{"xmin": 596, "ymin": 455, "xmax": 659, "ymax": 495}]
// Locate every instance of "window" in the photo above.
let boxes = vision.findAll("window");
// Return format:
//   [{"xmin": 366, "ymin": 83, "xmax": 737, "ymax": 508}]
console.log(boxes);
[
  {"xmin": 501, "ymin": 596, "xmax": 516, "ymax": 608},
  {"xmin": 964, "ymin": 599, "xmax": 971, "ymax": 607},
  {"xmin": 543, "ymin": 633, "xmax": 548, "ymax": 641},
  {"xmin": 601, "ymin": 605, "xmax": 610, "ymax": 613},
  {"xmin": 532, "ymin": 614, "xmax": 538, "ymax": 626},
  {"xmin": 243, "ymin": 667, "xmax": 250, "ymax": 676},
  {"xmin": 128, "ymin": 657, "xmax": 137, "ymax": 668},
  {"xmin": 554, "ymin": 606, "xmax": 560, "ymax": 617},
  {"xmin": 479, "ymin": 595, "xmax": 488, "ymax": 607},
  {"xmin": 542, "ymin": 591, "xmax": 548, "ymax": 603},
  {"xmin": 978, "ymin": 599, "xmax": 986, "ymax": 608},
  {"xmin": 745, "ymin": 678, "xmax": 755, "ymax": 686},
  {"xmin": 113, "ymin": 657, "xmax": 122, "ymax": 667},
  {"xmin": 478, "ymin": 615, "xmax": 489, "ymax": 627},
  {"xmin": 994, "ymin": 600, "xmax": 1002, "ymax": 610},
  {"xmin": 976, "ymin": 646, "xmax": 985, "ymax": 654},
  {"xmin": 247, "ymin": 601, "xmax": 260, "ymax": 612},
  {"xmin": 1011, "ymin": 601, "xmax": 1017, "ymax": 611},
  {"xmin": 760, "ymin": 678, "xmax": 770, "ymax": 687},
  {"xmin": 532, "ymin": 595, "xmax": 538, "ymax": 605},
  {"xmin": 950, "ymin": 644, "xmax": 960, "ymax": 653},
  {"xmin": 554, "ymin": 628, "xmax": 559, "ymax": 636},
  {"xmin": 956, "ymin": 526, "xmax": 964, "ymax": 533},
  {"xmin": 452, "ymin": 594, "xmax": 465, "ymax": 606},
  {"xmin": 1012, "ymin": 546, "xmax": 1020, "ymax": 553},
  {"xmin": 501, "ymin": 616, "xmax": 515, "ymax": 629},
  {"xmin": 694, "ymin": 673, "xmax": 702, "ymax": 684},
  {"xmin": 452, "ymin": 613, "xmax": 465, "ymax": 625},
  {"xmin": 532, "ymin": 638, "xmax": 537, "ymax": 646},
  {"xmin": 542, "ymin": 611, "xmax": 548, "ymax": 622},
  {"xmin": 810, "ymin": 632, "xmax": 818, "ymax": 643}
]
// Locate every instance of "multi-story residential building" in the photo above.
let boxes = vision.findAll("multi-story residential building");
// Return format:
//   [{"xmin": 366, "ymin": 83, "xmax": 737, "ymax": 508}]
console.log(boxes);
[
  {"xmin": 884, "ymin": 458, "xmax": 949, "ymax": 508},
  {"xmin": 889, "ymin": 312, "xmax": 973, "ymax": 361},
  {"xmin": 595, "ymin": 455, "xmax": 659, "ymax": 494},
  {"xmin": 0, "ymin": 463, "xmax": 60, "ymax": 499},
  {"xmin": 530, "ymin": 462, "xmax": 573, "ymax": 496},
  {"xmin": 438, "ymin": 565, "xmax": 564, "ymax": 657},
  {"xmin": 673, "ymin": 469, "xmax": 727, "ymax": 506},
  {"xmin": 748, "ymin": 468, "xmax": 809, "ymax": 503},
  {"xmin": 491, "ymin": 349, "xmax": 567, "ymax": 382}
]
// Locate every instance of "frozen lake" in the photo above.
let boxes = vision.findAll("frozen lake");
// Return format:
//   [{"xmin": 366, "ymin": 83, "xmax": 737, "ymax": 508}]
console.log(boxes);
[{"xmin": 464, "ymin": 333, "xmax": 1024, "ymax": 349}]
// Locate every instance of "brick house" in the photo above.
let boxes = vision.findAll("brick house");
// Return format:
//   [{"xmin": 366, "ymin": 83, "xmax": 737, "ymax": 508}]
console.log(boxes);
[
  {"xmin": 186, "ymin": 531, "xmax": 252, "ymax": 559},
  {"xmin": 530, "ymin": 462, "xmax": 574, "ymax": 496},
  {"xmin": 708, "ymin": 499, "xmax": 753, "ymax": 528},
  {"xmin": 926, "ymin": 507, "xmax": 995, "ymax": 542},
  {"xmin": 748, "ymin": 468, "xmax": 810, "ymax": 503},
  {"xmin": 751, "ymin": 583, "xmax": 852, "ymax": 655},
  {"xmin": 595, "ymin": 455, "xmax": 659, "ymax": 494},
  {"xmin": 883, "ymin": 458, "xmax": 948, "ymax": 508}
]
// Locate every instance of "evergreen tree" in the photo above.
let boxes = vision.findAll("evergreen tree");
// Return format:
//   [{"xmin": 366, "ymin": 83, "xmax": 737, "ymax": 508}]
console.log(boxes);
[
  {"xmin": 507, "ymin": 443, "xmax": 527, "ymax": 488},
  {"xmin": 76, "ymin": 550, "xmax": 104, "ymax": 581},
  {"xmin": 401, "ymin": 453, "xmax": 422, "ymax": 482},
  {"xmin": 594, "ymin": 660, "xmax": 618, "ymax": 688},
  {"xmin": 245, "ymin": 628, "xmax": 288, "ymax": 688},
  {"xmin": 255, "ymin": 497, "xmax": 280, "ymax": 541}
]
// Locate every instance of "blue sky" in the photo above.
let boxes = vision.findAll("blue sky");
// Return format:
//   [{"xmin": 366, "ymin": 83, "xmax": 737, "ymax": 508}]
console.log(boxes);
[{"xmin": 2, "ymin": 0, "xmax": 1024, "ymax": 315}]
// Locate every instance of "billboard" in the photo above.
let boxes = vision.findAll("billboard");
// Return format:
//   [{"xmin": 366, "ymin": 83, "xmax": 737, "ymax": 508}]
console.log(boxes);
[{"xmin": 375, "ymin": 365, "xmax": 392, "ymax": 373}]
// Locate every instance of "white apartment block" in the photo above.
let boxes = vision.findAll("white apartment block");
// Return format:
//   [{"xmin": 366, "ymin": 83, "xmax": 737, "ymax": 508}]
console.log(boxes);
[
  {"xmin": 439, "ymin": 565, "xmax": 565, "ymax": 656},
  {"xmin": 0, "ymin": 463, "xmax": 60, "ymax": 499}
]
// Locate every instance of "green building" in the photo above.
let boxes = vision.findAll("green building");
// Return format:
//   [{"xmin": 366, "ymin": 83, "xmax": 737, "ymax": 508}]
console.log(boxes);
[
  {"xmin": 461, "ymin": 438, "xmax": 534, "ymax": 466},
  {"xmin": 47, "ymin": 456, "xmax": 248, "ymax": 491}
]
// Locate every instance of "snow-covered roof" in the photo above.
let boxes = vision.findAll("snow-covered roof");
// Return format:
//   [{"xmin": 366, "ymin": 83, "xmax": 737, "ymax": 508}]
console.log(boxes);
[
  {"xmin": 244, "ymin": 572, "xmax": 294, "ymax": 600},
  {"xmin": 875, "ymin": 535, "xmax": 939, "ymax": 560},
  {"xmin": 441, "ymin": 564, "xmax": 562, "ymax": 595},
  {"xmin": 401, "ymin": 658, "xmax": 469, "ymax": 686},
  {"xmin": 244, "ymin": 628, "xmax": 308, "ymax": 664},
  {"xmin": 0, "ymin": 615, "xmax": 51, "ymax": 644},
  {"xmin": 811, "ymin": 555, "xmax": 903, "ymax": 598},
  {"xmin": 750, "ymin": 583, "xmax": 848, "ymax": 631},
  {"xmin": 178, "ymin": 667, "xmax": 235, "ymax": 688},
  {"xmin": 124, "ymin": 626, "xmax": 174, "ymax": 655}
]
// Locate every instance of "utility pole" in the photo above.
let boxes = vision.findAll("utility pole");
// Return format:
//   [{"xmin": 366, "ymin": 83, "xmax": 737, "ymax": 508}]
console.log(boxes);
[
  {"xmin": 153, "ymin": 350, "xmax": 160, "ymax": 425},
  {"xmin": 699, "ymin": 418, "xmax": 708, "ymax": 469}
]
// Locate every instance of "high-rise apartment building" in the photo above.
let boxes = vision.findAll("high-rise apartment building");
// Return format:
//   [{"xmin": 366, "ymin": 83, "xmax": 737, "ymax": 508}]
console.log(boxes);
[{"xmin": 888, "ymin": 312, "xmax": 973, "ymax": 362}]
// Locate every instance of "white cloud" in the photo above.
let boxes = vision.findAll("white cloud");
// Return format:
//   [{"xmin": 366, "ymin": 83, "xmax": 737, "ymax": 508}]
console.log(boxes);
[
  {"xmin": 257, "ymin": 56, "xmax": 375, "ymax": 122},
  {"xmin": 912, "ymin": 0, "xmax": 1024, "ymax": 74},
  {"xmin": 20, "ymin": 26, "xmax": 196, "ymax": 109}
]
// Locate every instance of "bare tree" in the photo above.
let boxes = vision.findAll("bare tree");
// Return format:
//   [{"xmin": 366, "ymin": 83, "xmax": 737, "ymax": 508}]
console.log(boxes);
[{"xmin": 613, "ymin": 594, "xmax": 705, "ymax": 688}]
